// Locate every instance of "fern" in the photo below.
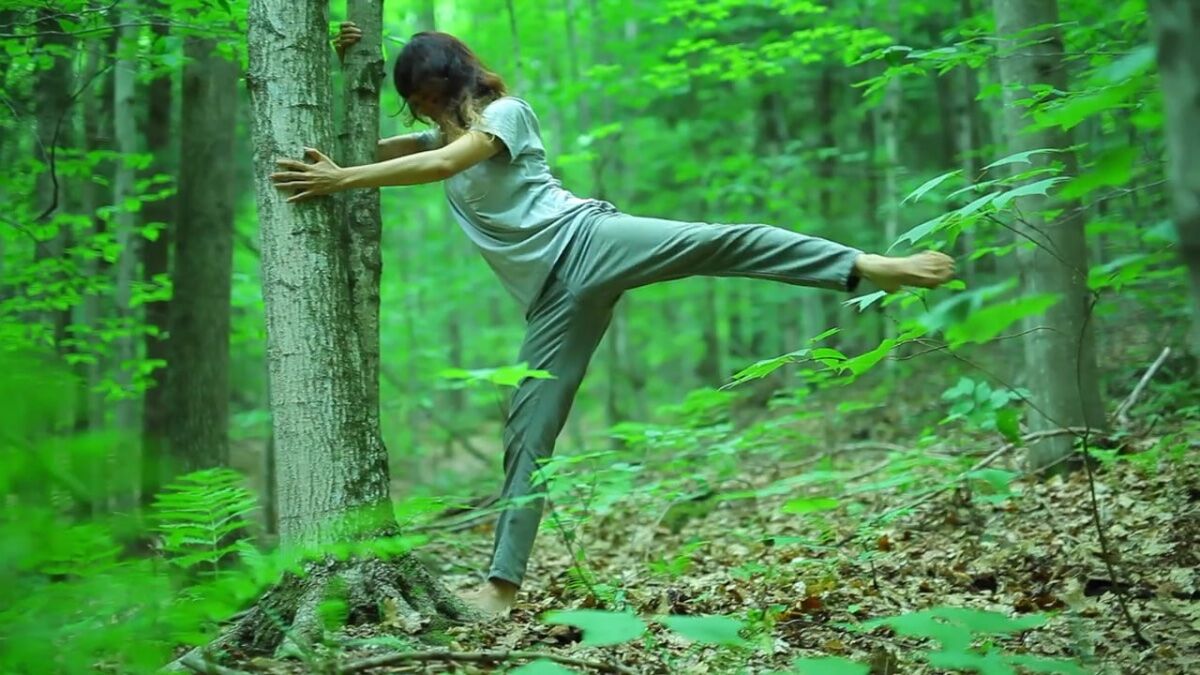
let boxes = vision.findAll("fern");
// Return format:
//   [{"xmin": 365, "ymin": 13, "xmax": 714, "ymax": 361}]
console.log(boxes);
[{"xmin": 150, "ymin": 468, "xmax": 258, "ymax": 576}]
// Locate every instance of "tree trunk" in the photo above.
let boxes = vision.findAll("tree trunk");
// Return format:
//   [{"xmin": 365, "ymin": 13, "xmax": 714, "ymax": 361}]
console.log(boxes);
[
  {"xmin": 992, "ymin": 0, "xmax": 1106, "ymax": 471},
  {"xmin": 1149, "ymin": 0, "xmax": 1200, "ymax": 354},
  {"xmin": 165, "ymin": 28, "xmax": 237, "ymax": 475},
  {"xmin": 76, "ymin": 28, "xmax": 115, "ymax": 436},
  {"xmin": 141, "ymin": 4, "xmax": 174, "ymax": 499},
  {"xmin": 112, "ymin": 5, "xmax": 141, "ymax": 507},
  {"xmin": 956, "ymin": 0, "xmax": 982, "ymax": 284},
  {"xmin": 192, "ymin": 0, "xmax": 468, "ymax": 657},
  {"xmin": 32, "ymin": 9, "xmax": 74, "ymax": 348},
  {"xmin": 248, "ymin": 0, "xmax": 386, "ymax": 549},
  {"xmin": 340, "ymin": 0, "xmax": 386, "ymax": 428}
]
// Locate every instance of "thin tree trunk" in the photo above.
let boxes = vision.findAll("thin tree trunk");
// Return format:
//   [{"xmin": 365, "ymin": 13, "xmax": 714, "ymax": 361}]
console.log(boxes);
[
  {"xmin": 956, "ymin": 0, "xmax": 981, "ymax": 284},
  {"xmin": 32, "ymin": 9, "xmax": 73, "ymax": 348},
  {"xmin": 78, "ymin": 29, "xmax": 114, "ymax": 436},
  {"xmin": 247, "ymin": 0, "xmax": 391, "ymax": 546},
  {"xmin": 505, "ymin": 0, "xmax": 526, "ymax": 92},
  {"xmin": 165, "ymin": 29, "xmax": 237, "ymax": 474},
  {"xmin": 418, "ymin": 0, "xmax": 436, "ymax": 32},
  {"xmin": 992, "ymin": 0, "xmax": 1106, "ymax": 471},
  {"xmin": 112, "ymin": 4, "xmax": 141, "ymax": 507},
  {"xmin": 1149, "ymin": 0, "xmax": 1200, "ymax": 354},
  {"xmin": 341, "ymin": 0, "xmax": 385, "ymax": 430},
  {"xmin": 142, "ymin": 4, "xmax": 174, "ymax": 498}
]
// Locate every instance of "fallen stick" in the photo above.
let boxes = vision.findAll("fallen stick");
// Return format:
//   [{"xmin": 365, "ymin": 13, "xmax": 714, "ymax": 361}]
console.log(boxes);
[
  {"xmin": 178, "ymin": 654, "xmax": 249, "ymax": 675},
  {"xmin": 870, "ymin": 426, "xmax": 1095, "ymax": 523},
  {"xmin": 339, "ymin": 648, "xmax": 637, "ymax": 674},
  {"xmin": 1115, "ymin": 347, "xmax": 1171, "ymax": 425}
]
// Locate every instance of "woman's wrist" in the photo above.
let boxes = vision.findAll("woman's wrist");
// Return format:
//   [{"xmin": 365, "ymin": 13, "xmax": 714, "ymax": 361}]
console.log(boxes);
[{"xmin": 335, "ymin": 165, "xmax": 359, "ymax": 191}]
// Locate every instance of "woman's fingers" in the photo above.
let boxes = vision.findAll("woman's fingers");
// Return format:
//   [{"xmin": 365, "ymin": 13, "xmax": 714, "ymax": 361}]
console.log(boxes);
[
  {"xmin": 304, "ymin": 147, "xmax": 334, "ymax": 164},
  {"xmin": 275, "ymin": 158, "xmax": 309, "ymax": 171},
  {"xmin": 269, "ymin": 171, "xmax": 310, "ymax": 182},
  {"xmin": 287, "ymin": 191, "xmax": 315, "ymax": 203}
]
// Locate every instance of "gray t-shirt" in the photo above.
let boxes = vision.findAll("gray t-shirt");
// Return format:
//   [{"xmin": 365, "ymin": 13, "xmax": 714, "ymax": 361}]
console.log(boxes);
[{"xmin": 416, "ymin": 97, "xmax": 614, "ymax": 310}]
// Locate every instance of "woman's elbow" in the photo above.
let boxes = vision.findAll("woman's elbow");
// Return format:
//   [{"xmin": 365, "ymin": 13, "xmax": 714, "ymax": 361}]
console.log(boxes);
[{"xmin": 430, "ymin": 157, "xmax": 459, "ymax": 181}]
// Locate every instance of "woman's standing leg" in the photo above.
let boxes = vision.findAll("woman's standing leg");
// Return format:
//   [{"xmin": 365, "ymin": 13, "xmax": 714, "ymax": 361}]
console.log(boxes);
[{"xmin": 471, "ymin": 276, "xmax": 614, "ymax": 609}]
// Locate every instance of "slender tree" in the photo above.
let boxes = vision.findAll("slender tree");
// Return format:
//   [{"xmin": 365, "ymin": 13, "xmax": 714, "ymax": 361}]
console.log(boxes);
[
  {"xmin": 112, "ymin": 3, "xmax": 141, "ymax": 507},
  {"xmin": 141, "ymin": 2, "xmax": 175, "ymax": 496},
  {"xmin": 1149, "ymin": 0, "xmax": 1200, "ymax": 354},
  {"xmin": 32, "ymin": 9, "xmax": 73, "ymax": 348},
  {"xmin": 191, "ymin": 0, "xmax": 468, "ymax": 655},
  {"xmin": 992, "ymin": 0, "xmax": 1106, "ymax": 471}
]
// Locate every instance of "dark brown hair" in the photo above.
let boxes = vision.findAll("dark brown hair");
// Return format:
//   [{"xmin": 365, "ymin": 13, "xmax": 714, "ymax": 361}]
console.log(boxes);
[{"xmin": 393, "ymin": 32, "xmax": 508, "ymax": 136}]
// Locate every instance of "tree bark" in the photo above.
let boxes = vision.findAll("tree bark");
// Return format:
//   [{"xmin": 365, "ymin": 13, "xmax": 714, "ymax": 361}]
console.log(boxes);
[
  {"xmin": 1149, "ymin": 0, "xmax": 1200, "ymax": 354},
  {"xmin": 141, "ymin": 3, "xmax": 174, "ymax": 498},
  {"xmin": 32, "ymin": 9, "xmax": 74, "ymax": 348},
  {"xmin": 112, "ymin": 4, "xmax": 141, "ymax": 507},
  {"xmin": 165, "ymin": 27, "xmax": 238, "ymax": 474},
  {"xmin": 992, "ymin": 0, "xmax": 1106, "ymax": 471},
  {"xmin": 340, "ymin": 0, "xmax": 386, "ymax": 429},
  {"xmin": 247, "ymin": 0, "xmax": 390, "ymax": 547},
  {"xmin": 955, "ymin": 0, "xmax": 982, "ymax": 284}
]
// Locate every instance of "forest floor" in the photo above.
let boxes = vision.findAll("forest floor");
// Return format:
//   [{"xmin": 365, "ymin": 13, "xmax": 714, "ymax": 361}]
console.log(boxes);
[{"xmin": 226, "ymin": 395, "xmax": 1200, "ymax": 674}]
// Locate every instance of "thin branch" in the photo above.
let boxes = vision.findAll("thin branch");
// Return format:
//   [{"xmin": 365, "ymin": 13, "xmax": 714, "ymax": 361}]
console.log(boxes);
[
  {"xmin": 339, "ymin": 649, "xmax": 637, "ymax": 674},
  {"xmin": 1076, "ymin": 293, "xmax": 1150, "ymax": 647},
  {"xmin": 869, "ymin": 426, "xmax": 1094, "ymax": 524},
  {"xmin": 1115, "ymin": 347, "xmax": 1171, "ymax": 425},
  {"xmin": 179, "ymin": 654, "xmax": 249, "ymax": 675}
]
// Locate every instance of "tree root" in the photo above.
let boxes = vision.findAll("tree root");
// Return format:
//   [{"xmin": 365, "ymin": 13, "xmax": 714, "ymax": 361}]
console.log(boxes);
[{"xmin": 164, "ymin": 553, "xmax": 475, "ymax": 671}]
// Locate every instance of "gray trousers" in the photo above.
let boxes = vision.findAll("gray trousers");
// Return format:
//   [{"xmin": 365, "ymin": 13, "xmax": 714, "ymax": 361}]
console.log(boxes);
[{"xmin": 488, "ymin": 212, "xmax": 863, "ymax": 585}]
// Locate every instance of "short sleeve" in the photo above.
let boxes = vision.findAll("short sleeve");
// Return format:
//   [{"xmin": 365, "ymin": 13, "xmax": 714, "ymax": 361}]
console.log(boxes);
[
  {"xmin": 414, "ymin": 128, "xmax": 442, "ymax": 151},
  {"xmin": 474, "ymin": 98, "xmax": 536, "ymax": 163}
]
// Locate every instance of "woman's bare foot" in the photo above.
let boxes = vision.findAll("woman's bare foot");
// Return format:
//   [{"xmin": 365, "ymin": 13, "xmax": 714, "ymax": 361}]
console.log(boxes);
[
  {"xmin": 458, "ymin": 578, "xmax": 519, "ymax": 618},
  {"xmin": 854, "ymin": 251, "xmax": 956, "ymax": 293}
]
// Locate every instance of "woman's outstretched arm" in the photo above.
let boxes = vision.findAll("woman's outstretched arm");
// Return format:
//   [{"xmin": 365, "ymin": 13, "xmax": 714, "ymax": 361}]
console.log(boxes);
[
  {"xmin": 270, "ymin": 131, "xmax": 501, "ymax": 202},
  {"xmin": 376, "ymin": 134, "xmax": 437, "ymax": 162}
]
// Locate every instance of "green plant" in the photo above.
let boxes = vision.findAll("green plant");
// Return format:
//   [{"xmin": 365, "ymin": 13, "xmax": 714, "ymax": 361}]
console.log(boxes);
[{"xmin": 150, "ymin": 467, "xmax": 259, "ymax": 576}]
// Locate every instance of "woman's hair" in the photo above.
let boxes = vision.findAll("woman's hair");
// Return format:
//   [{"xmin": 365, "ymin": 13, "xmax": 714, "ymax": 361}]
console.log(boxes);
[{"xmin": 392, "ymin": 32, "xmax": 508, "ymax": 137}]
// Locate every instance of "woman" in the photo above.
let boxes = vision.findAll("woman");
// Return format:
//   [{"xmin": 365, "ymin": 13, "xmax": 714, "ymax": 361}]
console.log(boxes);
[{"xmin": 270, "ymin": 25, "xmax": 955, "ymax": 615}]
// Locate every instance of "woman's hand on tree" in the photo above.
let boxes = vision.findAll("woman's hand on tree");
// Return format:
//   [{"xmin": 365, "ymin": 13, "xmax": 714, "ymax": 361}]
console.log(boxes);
[
  {"xmin": 270, "ymin": 148, "xmax": 347, "ymax": 203},
  {"xmin": 334, "ymin": 21, "xmax": 363, "ymax": 63}
]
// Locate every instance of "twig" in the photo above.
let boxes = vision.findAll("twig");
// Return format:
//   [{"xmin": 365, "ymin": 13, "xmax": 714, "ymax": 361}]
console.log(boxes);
[
  {"xmin": 338, "ymin": 649, "xmax": 636, "ymax": 674},
  {"xmin": 1077, "ymin": 293, "xmax": 1150, "ymax": 648},
  {"xmin": 1115, "ymin": 347, "xmax": 1171, "ymax": 425},
  {"xmin": 178, "ymin": 654, "xmax": 250, "ymax": 675},
  {"xmin": 870, "ymin": 426, "xmax": 1093, "ymax": 523}
]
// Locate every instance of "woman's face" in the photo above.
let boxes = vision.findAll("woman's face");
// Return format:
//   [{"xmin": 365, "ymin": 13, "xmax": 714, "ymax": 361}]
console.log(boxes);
[{"xmin": 407, "ymin": 90, "xmax": 442, "ymax": 119}]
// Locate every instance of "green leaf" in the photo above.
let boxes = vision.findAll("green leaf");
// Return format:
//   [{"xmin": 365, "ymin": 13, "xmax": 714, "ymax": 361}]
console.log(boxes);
[
  {"xmin": 995, "ymin": 408, "xmax": 1021, "ymax": 444},
  {"xmin": 902, "ymin": 170, "xmax": 961, "ymax": 205},
  {"xmin": 542, "ymin": 610, "xmax": 646, "ymax": 647},
  {"xmin": 791, "ymin": 656, "xmax": 869, "ymax": 675},
  {"xmin": 926, "ymin": 649, "xmax": 1016, "ymax": 675},
  {"xmin": 982, "ymin": 148, "xmax": 1061, "ymax": 172},
  {"xmin": 509, "ymin": 660, "xmax": 580, "ymax": 675},
  {"xmin": 931, "ymin": 607, "xmax": 1046, "ymax": 634},
  {"xmin": 658, "ymin": 614, "xmax": 747, "ymax": 646},
  {"xmin": 1060, "ymin": 148, "xmax": 1136, "ymax": 200},
  {"xmin": 945, "ymin": 294, "xmax": 1061, "ymax": 348},
  {"xmin": 888, "ymin": 214, "xmax": 945, "ymax": 251},
  {"xmin": 782, "ymin": 497, "xmax": 840, "ymax": 514},
  {"xmin": 956, "ymin": 191, "xmax": 1002, "ymax": 218},
  {"xmin": 993, "ymin": 178, "xmax": 1069, "ymax": 209}
]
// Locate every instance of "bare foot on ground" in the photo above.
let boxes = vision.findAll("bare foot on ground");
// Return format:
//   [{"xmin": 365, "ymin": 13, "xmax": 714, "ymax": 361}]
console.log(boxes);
[
  {"xmin": 854, "ymin": 251, "xmax": 956, "ymax": 293},
  {"xmin": 458, "ymin": 578, "xmax": 518, "ymax": 618}
]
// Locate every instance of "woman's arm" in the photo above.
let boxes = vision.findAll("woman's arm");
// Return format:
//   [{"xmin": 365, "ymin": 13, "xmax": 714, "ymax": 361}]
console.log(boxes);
[
  {"xmin": 376, "ymin": 133, "xmax": 437, "ymax": 162},
  {"xmin": 270, "ymin": 131, "xmax": 501, "ymax": 202},
  {"xmin": 343, "ymin": 131, "xmax": 500, "ymax": 188}
]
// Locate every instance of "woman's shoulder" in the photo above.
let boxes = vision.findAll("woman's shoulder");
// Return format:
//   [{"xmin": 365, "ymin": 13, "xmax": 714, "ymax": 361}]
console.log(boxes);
[{"xmin": 484, "ymin": 95, "xmax": 534, "ymax": 114}]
